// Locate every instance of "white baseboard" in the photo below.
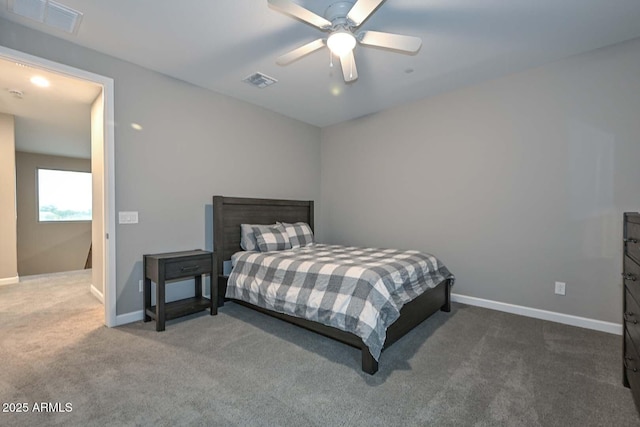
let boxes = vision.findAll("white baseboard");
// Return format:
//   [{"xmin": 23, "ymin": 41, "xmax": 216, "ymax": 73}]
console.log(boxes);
[
  {"xmin": 115, "ymin": 310, "xmax": 144, "ymax": 326},
  {"xmin": 114, "ymin": 293, "xmax": 621, "ymax": 335},
  {"xmin": 90, "ymin": 285, "xmax": 104, "ymax": 303},
  {"xmin": 451, "ymin": 293, "xmax": 622, "ymax": 335},
  {"xmin": 0, "ymin": 276, "xmax": 19, "ymax": 286}
]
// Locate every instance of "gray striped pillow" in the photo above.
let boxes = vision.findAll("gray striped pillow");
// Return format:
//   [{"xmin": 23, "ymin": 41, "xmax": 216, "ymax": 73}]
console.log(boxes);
[
  {"xmin": 240, "ymin": 224, "xmax": 275, "ymax": 251},
  {"xmin": 253, "ymin": 224, "xmax": 292, "ymax": 252},
  {"xmin": 280, "ymin": 222, "xmax": 314, "ymax": 249}
]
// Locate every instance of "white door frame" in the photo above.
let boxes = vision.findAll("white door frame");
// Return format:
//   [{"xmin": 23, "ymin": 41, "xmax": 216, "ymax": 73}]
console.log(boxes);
[{"xmin": 0, "ymin": 45, "xmax": 117, "ymax": 327}]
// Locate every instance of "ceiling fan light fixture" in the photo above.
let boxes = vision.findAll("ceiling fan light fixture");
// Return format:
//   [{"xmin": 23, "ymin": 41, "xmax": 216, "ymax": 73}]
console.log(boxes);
[
  {"xmin": 30, "ymin": 76, "xmax": 50, "ymax": 87},
  {"xmin": 327, "ymin": 31, "xmax": 356, "ymax": 57},
  {"xmin": 269, "ymin": 0, "xmax": 422, "ymax": 83}
]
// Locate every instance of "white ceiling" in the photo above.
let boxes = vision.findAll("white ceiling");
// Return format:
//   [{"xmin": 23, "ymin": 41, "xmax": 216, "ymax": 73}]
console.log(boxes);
[
  {"xmin": 0, "ymin": 59, "xmax": 102, "ymax": 158},
  {"xmin": 0, "ymin": 57, "xmax": 101, "ymax": 158},
  {"xmin": 2, "ymin": 0, "xmax": 640, "ymax": 128}
]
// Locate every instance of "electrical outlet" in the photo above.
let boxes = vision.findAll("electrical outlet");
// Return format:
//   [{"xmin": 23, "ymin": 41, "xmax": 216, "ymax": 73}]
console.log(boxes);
[
  {"xmin": 139, "ymin": 279, "xmax": 143, "ymax": 292},
  {"xmin": 555, "ymin": 281, "xmax": 566, "ymax": 295}
]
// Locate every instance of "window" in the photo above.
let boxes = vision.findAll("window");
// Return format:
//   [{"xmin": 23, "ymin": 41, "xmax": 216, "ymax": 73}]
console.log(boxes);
[{"xmin": 37, "ymin": 168, "xmax": 92, "ymax": 222}]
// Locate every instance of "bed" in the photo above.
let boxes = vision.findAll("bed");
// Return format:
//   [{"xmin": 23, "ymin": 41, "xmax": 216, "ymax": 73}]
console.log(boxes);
[{"xmin": 213, "ymin": 195, "xmax": 454, "ymax": 374}]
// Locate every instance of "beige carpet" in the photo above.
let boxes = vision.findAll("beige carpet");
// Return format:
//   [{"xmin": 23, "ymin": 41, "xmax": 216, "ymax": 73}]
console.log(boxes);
[
  {"xmin": 0, "ymin": 270, "xmax": 102, "ymax": 362},
  {"xmin": 1, "ymin": 272, "xmax": 639, "ymax": 426}
]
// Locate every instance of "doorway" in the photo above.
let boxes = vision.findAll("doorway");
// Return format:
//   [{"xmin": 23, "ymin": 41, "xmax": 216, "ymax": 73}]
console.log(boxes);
[{"xmin": 0, "ymin": 45, "xmax": 116, "ymax": 327}]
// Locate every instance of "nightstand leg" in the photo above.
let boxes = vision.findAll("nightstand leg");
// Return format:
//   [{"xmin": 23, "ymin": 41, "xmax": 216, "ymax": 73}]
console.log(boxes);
[
  {"xmin": 211, "ymin": 275, "xmax": 218, "ymax": 315},
  {"xmin": 195, "ymin": 275, "xmax": 202, "ymax": 299},
  {"xmin": 143, "ymin": 277, "xmax": 152, "ymax": 322},
  {"xmin": 156, "ymin": 279, "xmax": 165, "ymax": 332}
]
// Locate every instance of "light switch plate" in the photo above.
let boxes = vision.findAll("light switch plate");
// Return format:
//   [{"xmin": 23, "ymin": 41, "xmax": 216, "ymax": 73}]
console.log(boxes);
[{"xmin": 118, "ymin": 211, "xmax": 138, "ymax": 224}]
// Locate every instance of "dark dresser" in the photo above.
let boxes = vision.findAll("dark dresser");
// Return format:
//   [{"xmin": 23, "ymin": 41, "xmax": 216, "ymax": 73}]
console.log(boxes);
[{"xmin": 623, "ymin": 212, "xmax": 640, "ymax": 411}]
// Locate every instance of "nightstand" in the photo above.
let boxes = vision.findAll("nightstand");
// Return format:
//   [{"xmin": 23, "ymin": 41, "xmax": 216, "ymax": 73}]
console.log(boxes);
[{"xmin": 143, "ymin": 250, "xmax": 217, "ymax": 331}]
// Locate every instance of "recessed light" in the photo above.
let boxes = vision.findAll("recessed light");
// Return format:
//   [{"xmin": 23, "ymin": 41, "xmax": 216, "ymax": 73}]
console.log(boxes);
[
  {"xmin": 131, "ymin": 123, "xmax": 143, "ymax": 131},
  {"xmin": 30, "ymin": 76, "xmax": 50, "ymax": 87}
]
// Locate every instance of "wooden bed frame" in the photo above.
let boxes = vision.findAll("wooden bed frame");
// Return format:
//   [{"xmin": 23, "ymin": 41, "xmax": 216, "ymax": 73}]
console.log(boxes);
[{"xmin": 213, "ymin": 195, "xmax": 452, "ymax": 374}]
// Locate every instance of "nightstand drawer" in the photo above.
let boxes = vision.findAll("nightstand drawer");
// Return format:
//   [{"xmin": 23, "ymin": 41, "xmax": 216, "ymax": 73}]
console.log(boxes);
[{"xmin": 165, "ymin": 255, "xmax": 212, "ymax": 280}]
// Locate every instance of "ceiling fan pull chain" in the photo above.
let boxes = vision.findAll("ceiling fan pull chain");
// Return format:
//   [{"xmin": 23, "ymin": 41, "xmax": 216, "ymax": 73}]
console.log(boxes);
[
  {"xmin": 350, "ymin": 56, "xmax": 353, "ymax": 79},
  {"xmin": 329, "ymin": 50, "xmax": 334, "ymax": 68}
]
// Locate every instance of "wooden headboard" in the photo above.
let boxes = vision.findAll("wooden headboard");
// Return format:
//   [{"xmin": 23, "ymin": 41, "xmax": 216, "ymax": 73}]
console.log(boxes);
[{"xmin": 212, "ymin": 196, "xmax": 314, "ymax": 276}]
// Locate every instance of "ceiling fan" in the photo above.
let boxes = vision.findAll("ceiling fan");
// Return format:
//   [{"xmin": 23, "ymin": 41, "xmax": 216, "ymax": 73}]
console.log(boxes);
[{"xmin": 268, "ymin": 0, "xmax": 422, "ymax": 83}]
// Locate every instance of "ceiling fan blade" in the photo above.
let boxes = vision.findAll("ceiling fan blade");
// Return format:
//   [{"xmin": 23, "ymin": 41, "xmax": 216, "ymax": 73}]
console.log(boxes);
[
  {"xmin": 276, "ymin": 39, "xmax": 326, "ymax": 65},
  {"xmin": 339, "ymin": 51, "xmax": 358, "ymax": 82},
  {"xmin": 359, "ymin": 30, "xmax": 422, "ymax": 53},
  {"xmin": 268, "ymin": 0, "xmax": 332, "ymax": 30},
  {"xmin": 347, "ymin": 0, "xmax": 385, "ymax": 27}
]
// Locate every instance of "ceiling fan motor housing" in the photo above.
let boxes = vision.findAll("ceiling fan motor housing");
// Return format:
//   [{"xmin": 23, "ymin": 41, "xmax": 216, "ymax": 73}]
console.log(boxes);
[{"xmin": 325, "ymin": 1, "xmax": 355, "ymax": 27}]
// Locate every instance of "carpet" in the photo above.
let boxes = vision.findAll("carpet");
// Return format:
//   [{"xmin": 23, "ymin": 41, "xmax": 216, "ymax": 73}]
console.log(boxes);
[{"xmin": 0, "ymin": 271, "xmax": 637, "ymax": 426}]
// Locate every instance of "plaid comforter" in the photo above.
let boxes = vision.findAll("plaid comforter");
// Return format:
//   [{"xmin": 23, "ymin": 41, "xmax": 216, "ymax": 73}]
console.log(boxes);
[{"xmin": 227, "ymin": 244, "xmax": 454, "ymax": 360}]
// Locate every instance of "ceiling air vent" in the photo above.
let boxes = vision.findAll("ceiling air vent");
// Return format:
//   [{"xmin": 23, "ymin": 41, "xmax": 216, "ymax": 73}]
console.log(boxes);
[
  {"xmin": 242, "ymin": 72, "xmax": 278, "ymax": 89},
  {"xmin": 10, "ymin": 0, "xmax": 46, "ymax": 21},
  {"xmin": 9, "ymin": 0, "xmax": 83, "ymax": 34}
]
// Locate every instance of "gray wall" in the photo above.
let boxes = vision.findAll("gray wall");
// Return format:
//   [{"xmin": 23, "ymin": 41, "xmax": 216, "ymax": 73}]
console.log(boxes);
[
  {"xmin": 0, "ymin": 18, "xmax": 321, "ymax": 315},
  {"xmin": 15, "ymin": 151, "xmax": 92, "ymax": 276},
  {"xmin": 320, "ymin": 38, "xmax": 640, "ymax": 324},
  {"xmin": 5, "ymin": 16, "xmax": 637, "ymax": 324}
]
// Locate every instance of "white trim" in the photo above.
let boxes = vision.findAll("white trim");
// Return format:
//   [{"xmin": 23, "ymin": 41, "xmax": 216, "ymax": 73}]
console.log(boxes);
[
  {"xmin": 90, "ymin": 284, "xmax": 104, "ymax": 303},
  {"xmin": 451, "ymin": 293, "xmax": 622, "ymax": 335},
  {"xmin": 103, "ymin": 74, "xmax": 116, "ymax": 328},
  {"xmin": 116, "ymin": 310, "xmax": 144, "ymax": 326},
  {"xmin": 0, "ymin": 276, "xmax": 19, "ymax": 286},
  {"xmin": 0, "ymin": 46, "xmax": 117, "ymax": 328}
]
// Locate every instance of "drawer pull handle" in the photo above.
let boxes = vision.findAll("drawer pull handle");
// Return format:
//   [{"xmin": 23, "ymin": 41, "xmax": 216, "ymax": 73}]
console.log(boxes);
[
  {"xmin": 625, "ymin": 238, "xmax": 638, "ymax": 244},
  {"xmin": 625, "ymin": 356, "xmax": 638, "ymax": 372},
  {"xmin": 180, "ymin": 265, "xmax": 200, "ymax": 272},
  {"xmin": 625, "ymin": 312, "xmax": 638, "ymax": 324},
  {"xmin": 623, "ymin": 273, "xmax": 637, "ymax": 282}
]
